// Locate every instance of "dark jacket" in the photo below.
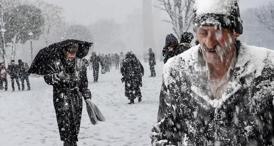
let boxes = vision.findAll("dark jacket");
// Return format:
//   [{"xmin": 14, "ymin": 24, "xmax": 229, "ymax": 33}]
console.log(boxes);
[
  {"xmin": 162, "ymin": 34, "xmax": 179, "ymax": 63},
  {"xmin": 18, "ymin": 62, "xmax": 30, "ymax": 78},
  {"xmin": 121, "ymin": 53, "xmax": 144, "ymax": 84},
  {"xmin": 90, "ymin": 55, "xmax": 101, "ymax": 70},
  {"xmin": 7, "ymin": 64, "xmax": 19, "ymax": 78},
  {"xmin": 44, "ymin": 58, "xmax": 91, "ymax": 142},
  {"xmin": 149, "ymin": 51, "xmax": 156, "ymax": 67},
  {"xmin": 0, "ymin": 64, "xmax": 7, "ymax": 79},
  {"xmin": 152, "ymin": 44, "xmax": 274, "ymax": 145}
]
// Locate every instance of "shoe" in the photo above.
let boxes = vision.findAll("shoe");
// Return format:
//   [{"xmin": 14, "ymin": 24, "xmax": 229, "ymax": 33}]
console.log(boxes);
[
  {"xmin": 64, "ymin": 141, "xmax": 77, "ymax": 146},
  {"xmin": 128, "ymin": 100, "xmax": 134, "ymax": 104},
  {"xmin": 138, "ymin": 97, "xmax": 142, "ymax": 102}
]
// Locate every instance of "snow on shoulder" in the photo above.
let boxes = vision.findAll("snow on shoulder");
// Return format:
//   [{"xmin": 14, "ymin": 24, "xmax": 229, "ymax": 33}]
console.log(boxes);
[
  {"xmin": 240, "ymin": 43, "xmax": 274, "ymax": 77},
  {"xmin": 162, "ymin": 45, "xmax": 200, "ymax": 85},
  {"xmin": 194, "ymin": 0, "xmax": 238, "ymax": 16}
]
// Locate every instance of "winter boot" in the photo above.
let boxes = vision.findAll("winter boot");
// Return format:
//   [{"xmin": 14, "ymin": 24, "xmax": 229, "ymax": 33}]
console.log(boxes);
[
  {"xmin": 64, "ymin": 141, "xmax": 76, "ymax": 146},
  {"xmin": 63, "ymin": 141, "xmax": 70, "ymax": 146},
  {"xmin": 138, "ymin": 97, "xmax": 142, "ymax": 102},
  {"xmin": 128, "ymin": 99, "xmax": 134, "ymax": 104}
]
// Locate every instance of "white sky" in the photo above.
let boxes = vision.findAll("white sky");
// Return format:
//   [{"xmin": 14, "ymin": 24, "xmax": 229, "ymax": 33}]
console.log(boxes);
[{"xmin": 40, "ymin": 0, "xmax": 273, "ymax": 25}]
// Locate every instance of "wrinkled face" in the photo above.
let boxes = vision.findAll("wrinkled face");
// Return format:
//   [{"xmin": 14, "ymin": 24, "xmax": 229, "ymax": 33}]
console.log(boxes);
[{"xmin": 196, "ymin": 25, "xmax": 237, "ymax": 64}]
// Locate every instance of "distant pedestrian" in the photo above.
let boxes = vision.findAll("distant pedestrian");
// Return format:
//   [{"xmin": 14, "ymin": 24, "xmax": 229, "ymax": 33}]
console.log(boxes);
[
  {"xmin": 148, "ymin": 48, "xmax": 156, "ymax": 77},
  {"xmin": 177, "ymin": 32, "xmax": 194, "ymax": 53},
  {"xmin": 162, "ymin": 33, "xmax": 179, "ymax": 63},
  {"xmin": 121, "ymin": 52, "xmax": 144, "ymax": 104},
  {"xmin": 0, "ymin": 62, "xmax": 8, "ymax": 91},
  {"xmin": 18, "ymin": 59, "xmax": 31, "ymax": 90},
  {"xmin": 90, "ymin": 52, "xmax": 101, "ymax": 82},
  {"xmin": 7, "ymin": 60, "xmax": 20, "ymax": 91}
]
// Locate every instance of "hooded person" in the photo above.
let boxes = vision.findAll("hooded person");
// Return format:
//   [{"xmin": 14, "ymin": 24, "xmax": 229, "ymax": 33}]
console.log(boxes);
[
  {"xmin": 0, "ymin": 62, "xmax": 7, "ymax": 91},
  {"xmin": 43, "ymin": 43, "xmax": 92, "ymax": 146},
  {"xmin": 162, "ymin": 33, "xmax": 179, "ymax": 63},
  {"xmin": 7, "ymin": 60, "xmax": 20, "ymax": 91},
  {"xmin": 177, "ymin": 32, "xmax": 194, "ymax": 53},
  {"xmin": 18, "ymin": 59, "xmax": 31, "ymax": 90},
  {"xmin": 152, "ymin": 0, "xmax": 274, "ymax": 145},
  {"xmin": 120, "ymin": 51, "xmax": 144, "ymax": 104}
]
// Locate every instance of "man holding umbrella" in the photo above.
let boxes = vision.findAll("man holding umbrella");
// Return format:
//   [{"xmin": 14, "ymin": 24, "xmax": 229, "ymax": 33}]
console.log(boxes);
[{"xmin": 29, "ymin": 40, "xmax": 104, "ymax": 146}]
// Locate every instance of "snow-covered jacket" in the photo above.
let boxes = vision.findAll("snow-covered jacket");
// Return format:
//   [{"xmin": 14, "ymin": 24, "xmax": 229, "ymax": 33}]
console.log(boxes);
[{"xmin": 152, "ymin": 43, "xmax": 274, "ymax": 145}]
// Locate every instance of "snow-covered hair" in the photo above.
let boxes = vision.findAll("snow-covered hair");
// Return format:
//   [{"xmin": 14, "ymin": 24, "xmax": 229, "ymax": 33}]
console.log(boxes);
[{"xmin": 193, "ymin": 0, "xmax": 243, "ymax": 34}]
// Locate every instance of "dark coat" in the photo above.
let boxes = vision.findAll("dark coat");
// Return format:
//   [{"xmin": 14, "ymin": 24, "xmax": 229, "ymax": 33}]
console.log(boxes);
[
  {"xmin": 0, "ymin": 64, "xmax": 7, "ymax": 79},
  {"xmin": 18, "ymin": 62, "xmax": 30, "ymax": 78},
  {"xmin": 44, "ymin": 58, "xmax": 91, "ymax": 142},
  {"xmin": 7, "ymin": 64, "xmax": 19, "ymax": 78},
  {"xmin": 121, "ymin": 53, "xmax": 144, "ymax": 99},
  {"xmin": 149, "ymin": 51, "xmax": 156, "ymax": 67},
  {"xmin": 90, "ymin": 55, "xmax": 101, "ymax": 70},
  {"xmin": 152, "ymin": 44, "xmax": 274, "ymax": 145},
  {"xmin": 162, "ymin": 34, "xmax": 179, "ymax": 63}
]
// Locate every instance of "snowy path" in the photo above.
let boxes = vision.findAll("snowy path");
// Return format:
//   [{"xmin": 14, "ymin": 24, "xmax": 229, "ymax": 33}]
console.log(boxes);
[{"xmin": 0, "ymin": 62, "xmax": 163, "ymax": 146}]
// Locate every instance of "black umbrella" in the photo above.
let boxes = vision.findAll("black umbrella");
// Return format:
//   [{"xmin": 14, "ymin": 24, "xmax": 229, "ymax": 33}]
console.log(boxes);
[{"xmin": 28, "ymin": 39, "xmax": 93, "ymax": 75}]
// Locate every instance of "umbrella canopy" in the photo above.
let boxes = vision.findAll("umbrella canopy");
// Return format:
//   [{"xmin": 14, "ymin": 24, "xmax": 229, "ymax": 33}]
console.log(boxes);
[{"xmin": 28, "ymin": 39, "xmax": 93, "ymax": 75}]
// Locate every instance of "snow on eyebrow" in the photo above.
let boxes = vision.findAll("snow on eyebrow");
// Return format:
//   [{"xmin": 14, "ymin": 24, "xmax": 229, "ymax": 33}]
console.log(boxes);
[{"xmin": 194, "ymin": 0, "xmax": 238, "ymax": 15}]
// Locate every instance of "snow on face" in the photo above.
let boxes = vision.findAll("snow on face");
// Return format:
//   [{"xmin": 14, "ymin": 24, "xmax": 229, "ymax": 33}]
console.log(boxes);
[
  {"xmin": 194, "ymin": 0, "xmax": 238, "ymax": 16},
  {"xmin": 197, "ymin": 26, "xmax": 235, "ymax": 64}
]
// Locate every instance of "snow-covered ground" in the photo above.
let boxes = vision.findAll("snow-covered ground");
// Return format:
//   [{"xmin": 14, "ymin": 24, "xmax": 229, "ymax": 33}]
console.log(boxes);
[{"xmin": 0, "ymin": 62, "xmax": 163, "ymax": 146}]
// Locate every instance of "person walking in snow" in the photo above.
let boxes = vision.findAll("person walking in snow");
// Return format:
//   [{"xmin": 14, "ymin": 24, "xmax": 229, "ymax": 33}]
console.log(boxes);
[
  {"xmin": 43, "ymin": 43, "xmax": 92, "ymax": 146},
  {"xmin": 148, "ymin": 48, "xmax": 156, "ymax": 77},
  {"xmin": 152, "ymin": 0, "xmax": 274, "ymax": 145},
  {"xmin": 177, "ymin": 32, "xmax": 194, "ymax": 53},
  {"xmin": 121, "ymin": 51, "xmax": 144, "ymax": 104},
  {"xmin": 18, "ymin": 59, "xmax": 31, "ymax": 90},
  {"xmin": 0, "ymin": 62, "xmax": 8, "ymax": 91},
  {"xmin": 162, "ymin": 33, "xmax": 179, "ymax": 63},
  {"xmin": 90, "ymin": 52, "xmax": 101, "ymax": 82},
  {"xmin": 7, "ymin": 60, "xmax": 20, "ymax": 91}
]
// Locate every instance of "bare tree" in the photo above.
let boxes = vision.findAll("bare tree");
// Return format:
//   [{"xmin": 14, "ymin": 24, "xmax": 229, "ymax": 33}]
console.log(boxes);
[
  {"xmin": 0, "ymin": 0, "xmax": 20, "ymax": 63},
  {"xmin": 158, "ymin": 0, "xmax": 194, "ymax": 39},
  {"xmin": 34, "ymin": 0, "xmax": 65, "ymax": 45},
  {"xmin": 255, "ymin": 2, "xmax": 274, "ymax": 32}
]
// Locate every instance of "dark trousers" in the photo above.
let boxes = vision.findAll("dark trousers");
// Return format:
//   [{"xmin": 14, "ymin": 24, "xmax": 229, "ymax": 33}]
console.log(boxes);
[
  {"xmin": 125, "ymin": 80, "xmax": 142, "ymax": 100},
  {"xmin": 20, "ymin": 76, "xmax": 31, "ymax": 90},
  {"xmin": 93, "ymin": 68, "xmax": 99, "ymax": 82},
  {"xmin": 150, "ymin": 65, "xmax": 156, "ymax": 77},
  {"xmin": 11, "ymin": 77, "xmax": 20, "ymax": 91}
]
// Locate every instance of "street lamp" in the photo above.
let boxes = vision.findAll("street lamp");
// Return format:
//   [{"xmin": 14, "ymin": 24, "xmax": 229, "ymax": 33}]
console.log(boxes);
[{"xmin": 28, "ymin": 32, "xmax": 33, "ymax": 61}]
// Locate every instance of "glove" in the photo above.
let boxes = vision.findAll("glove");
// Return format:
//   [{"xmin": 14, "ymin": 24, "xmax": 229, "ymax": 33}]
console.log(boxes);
[
  {"xmin": 82, "ymin": 89, "xmax": 92, "ymax": 100},
  {"xmin": 57, "ymin": 71, "xmax": 67, "ymax": 80}
]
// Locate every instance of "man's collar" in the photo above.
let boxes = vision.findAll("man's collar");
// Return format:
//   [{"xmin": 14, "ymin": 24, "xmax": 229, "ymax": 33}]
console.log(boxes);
[{"xmin": 191, "ymin": 41, "xmax": 256, "ymax": 108}]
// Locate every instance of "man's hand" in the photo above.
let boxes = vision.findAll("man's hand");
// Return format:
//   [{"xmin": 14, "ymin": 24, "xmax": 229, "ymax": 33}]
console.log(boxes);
[{"xmin": 57, "ymin": 71, "xmax": 67, "ymax": 80}]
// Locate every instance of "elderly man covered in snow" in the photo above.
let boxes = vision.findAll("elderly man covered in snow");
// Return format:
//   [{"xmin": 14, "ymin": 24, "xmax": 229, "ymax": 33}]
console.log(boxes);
[{"xmin": 152, "ymin": 0, "xmax": 274, "ymax": 145}]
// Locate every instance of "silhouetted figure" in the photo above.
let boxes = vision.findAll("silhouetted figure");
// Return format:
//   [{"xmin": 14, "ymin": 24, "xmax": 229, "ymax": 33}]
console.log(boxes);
[
  {"xmin": 90, "ymin": 52, "xmax": 101, "ymax": 82},
  {"xmin": 0, "ymin": 62, "xmax": 8, "ymax": 91},
  {"xmin": 121, "ymin": 52, "xmax": 144, "ymax": 104},
  {"xmin": 7, "ymin": 60, "xmax": 20, "ymax": 91},
  {"xmin": 18, "ymin": 59, "xmax": 31, "ymax": 90},
  {"xmin": 148, "ymin": 48, "xmax": 156, "ymax": 77}
]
